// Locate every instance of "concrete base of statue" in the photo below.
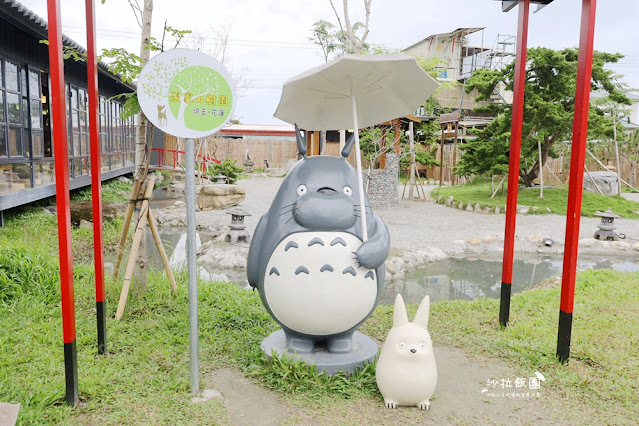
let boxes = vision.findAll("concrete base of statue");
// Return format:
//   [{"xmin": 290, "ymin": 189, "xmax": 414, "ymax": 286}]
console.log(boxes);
[{"xmin": 261, "ymin": 329, "xmax": 379, "ymax": 376}]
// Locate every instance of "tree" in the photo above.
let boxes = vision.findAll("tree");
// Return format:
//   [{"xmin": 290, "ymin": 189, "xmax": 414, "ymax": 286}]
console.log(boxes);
[
  {"xmin": 328, "ymin": 0, "xmax": 372, "ymax": 55},
  {"xmin": 456, "ymin": 47, "xmax": 631, "ymax": 187},
  {"xmin": 183, "ymin": 25, "xmax": 252, "ymax": 94},
  {"xmin": 308, "ymin": 20, "xmax": 338, "ymax": 62}
]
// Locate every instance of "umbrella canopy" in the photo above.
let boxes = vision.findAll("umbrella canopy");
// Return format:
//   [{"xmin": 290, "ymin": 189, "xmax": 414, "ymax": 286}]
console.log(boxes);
[
  {"xmin": 274, "ymin": 54, "xmax": 439, "ymax": 241},
  {"xmin": 274, "ymin": 54, "xmax": 439, "ymax": 131}
]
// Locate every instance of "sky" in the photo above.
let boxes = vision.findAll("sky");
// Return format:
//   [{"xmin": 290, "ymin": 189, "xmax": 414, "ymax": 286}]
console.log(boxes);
[{"xmin": 23, "ymin": 0, "xmax": 639, "ymax": 125}]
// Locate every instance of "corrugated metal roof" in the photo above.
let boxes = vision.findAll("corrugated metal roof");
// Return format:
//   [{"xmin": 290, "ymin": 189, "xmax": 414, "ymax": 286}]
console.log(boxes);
[{"xmin": 0, "ymin": 0, "xmax": 134, "ymax": 89}]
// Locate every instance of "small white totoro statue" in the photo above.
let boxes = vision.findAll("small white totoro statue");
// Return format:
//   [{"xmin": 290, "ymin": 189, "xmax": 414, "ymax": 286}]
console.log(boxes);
[{"xmin": 376, "ymin": 294, "xmax": 437, "ymax": 410}]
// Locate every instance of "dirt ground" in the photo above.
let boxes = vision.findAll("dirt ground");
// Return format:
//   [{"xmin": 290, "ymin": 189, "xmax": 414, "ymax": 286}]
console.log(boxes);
[
  {"xmin": 203, "ymin": 346, "xmax": 556, "ymax": 425},
  {"xmin": 186, "ymin": 174, "xmax": 633, "ymax": 425}
]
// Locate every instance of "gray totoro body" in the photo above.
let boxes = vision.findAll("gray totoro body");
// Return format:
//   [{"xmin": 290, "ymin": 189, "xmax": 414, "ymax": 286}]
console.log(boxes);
[{"xmin": 247, "ymin": 126, "xmax": 390, "ymax": 354}]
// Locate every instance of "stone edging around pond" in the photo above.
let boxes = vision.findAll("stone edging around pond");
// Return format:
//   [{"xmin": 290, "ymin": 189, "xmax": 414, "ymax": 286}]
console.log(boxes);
[
  {"xmin": 435, "ymin": 194, "xmax": 551, "ymax": 215},
  {"xmin": 194, "ymin": 232, "xmax": 639, "ymax": 283}
]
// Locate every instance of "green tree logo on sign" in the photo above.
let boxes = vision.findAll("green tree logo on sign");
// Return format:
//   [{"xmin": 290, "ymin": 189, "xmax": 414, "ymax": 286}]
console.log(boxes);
[
  {"xmin": 137, "ymin": 49, "xmax": 236, "ymax": 139},
  {"xmin": 168, "ymin": 66, "xmax": 233, "ymax": 131}
]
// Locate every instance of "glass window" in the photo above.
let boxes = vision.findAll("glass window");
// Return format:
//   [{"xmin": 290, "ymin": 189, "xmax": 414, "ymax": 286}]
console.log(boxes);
[
  {"xmin": 101, "ymin": 154, "xmax": 110, "ymax": 171},
  {"xmin": 73, "ymin": 133, "xmax": 80, "ymax": 156},
  {"xmin": 30, "ymin": 99, "xmax": 41, "ymax": 128},
  {"xmin": 8, "ymin": 127, "xmax": 22, "ymax": 157},
  {"xmin": 0, "ymin": 90, "xmax": 5, "ymax": 121},
  {"xmin": 20, "ymin": 65, "xmax": 27, "ymax": 95},
  {"xmin": 71, "ymin": 110, "xmax": 78, "ymax": 134},
  {"xmin": 71, "ymin": 86, "xmax": 78, "ymax": 109},
  {"xmin": 79, "ymin": 88, "xmax": 87, "ymax": 110},
  {"xmin": 82, "ymin": 134, "xmax": 89, "ymax": 155},
  {"xmin": 74, "ymin": 158, "xmax": 82, "ymax": 177},
  {"xmin": 22, "ymin": 98, "xmax": 28, "ymax": 128},
  {"xmin": 29, "ymin": 70, "xmax": 40, "ymax": 99},
  {"xmin": 0, "ymin": 125, "xmax": 6, "ymax": 157},
  {"xmin": 5, "ymin": 61, "xmax": 18, "ymax": 91},
  {"xmin": 32, "ymin": 130, "xmax": 43, "ymax": 157},
  {"xmin": 79, "ymin": 111, "xmax": 87, "ymax": 129},
  {"xmin": 7, "ymin": 92, "xmax": 20, "ymax": 123},
  {"xmin": 34, "ymin": 161, "xmax": 55, "ymax": 187}
]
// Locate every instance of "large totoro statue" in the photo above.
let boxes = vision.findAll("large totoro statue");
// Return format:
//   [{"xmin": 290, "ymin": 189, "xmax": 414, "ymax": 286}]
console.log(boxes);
[{"xmin": 247, "ymin": 125, "xmax": 390, "ymax": 354}]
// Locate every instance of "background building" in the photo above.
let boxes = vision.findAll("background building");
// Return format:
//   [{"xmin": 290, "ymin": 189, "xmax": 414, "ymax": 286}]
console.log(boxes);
[{"xmin": 0, "ymin": 0, "xmax": 136, "ymax": 224}]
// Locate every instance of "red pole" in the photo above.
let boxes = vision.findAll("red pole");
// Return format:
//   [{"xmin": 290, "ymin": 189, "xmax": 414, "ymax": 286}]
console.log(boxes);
[
  {"xmin": 46, "ymin": 0, "xmax": 78, "ymax": 406},
  {"xmin": 85, "ymin": 0, "xmax": 107, "ymax": 355},
  {"xmin": 500, "ymin": 0, "xmax": 530, "ymax": 328},
  {"xmin": 557, "ymin": 0, "xmax": 597, "ymax": 363}
]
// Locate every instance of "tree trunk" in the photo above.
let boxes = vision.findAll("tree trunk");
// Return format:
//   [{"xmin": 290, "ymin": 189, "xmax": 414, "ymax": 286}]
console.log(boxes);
[
  {"xmin": 520, "ymin": 134, "xmax": 557, "ymax": 187},
  {"xmin": 135, "ymin": 0, "xmax": 153, "ymax": 175}
]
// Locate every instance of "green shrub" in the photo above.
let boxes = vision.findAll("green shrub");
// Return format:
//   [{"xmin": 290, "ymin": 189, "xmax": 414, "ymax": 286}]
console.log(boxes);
[{"xmin": 207, "ymin": 159, "xmax": 244, "ymax": 184}]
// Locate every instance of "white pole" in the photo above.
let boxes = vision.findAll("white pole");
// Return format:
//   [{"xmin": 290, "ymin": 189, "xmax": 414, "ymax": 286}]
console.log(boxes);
[
  {"xmin": 612, "ymin": 106, "xmax": 622, "ymax": 196},
  {"xmin": 351, "ymin": 96, "xmax": 368, "ymax": 241},
  {"xmin": 538, "ymin": 139, "xmax": 544, "ymax": 198},
  {"xmin": 185, "ymin": 138, "xmax": 199, "ymax": 394},
  {"xmin": 409, "ymin": 121, "xmax": 416, "ymax": 199}
]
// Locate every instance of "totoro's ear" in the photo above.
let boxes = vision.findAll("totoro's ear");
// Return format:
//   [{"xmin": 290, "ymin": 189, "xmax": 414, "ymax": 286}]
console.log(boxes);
[
  {"xmin": 413, "ymin": 295, "xmax": 430, "ymax": 329},
  {"xmin": 393, "ymin": 294, "xmax": 409, "ymax": 327},
  {"xmin": 295, "ymin": 124, "xmax": 307, "ymax": 157},
  {"xmin": 341, "ymin": 133, "xmax": 355, "ymax": 158}
]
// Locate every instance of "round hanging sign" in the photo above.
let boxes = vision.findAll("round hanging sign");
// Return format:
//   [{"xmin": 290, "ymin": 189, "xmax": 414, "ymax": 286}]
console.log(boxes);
[{"xmin": 137, "ymin": 48, "xmax": 236, "ymax": 139}]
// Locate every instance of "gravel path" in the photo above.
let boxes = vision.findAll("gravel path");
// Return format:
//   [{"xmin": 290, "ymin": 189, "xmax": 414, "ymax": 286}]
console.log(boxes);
[{"xmin": 194, "ymin": 175, "xmax": 639, "ymax": 259}]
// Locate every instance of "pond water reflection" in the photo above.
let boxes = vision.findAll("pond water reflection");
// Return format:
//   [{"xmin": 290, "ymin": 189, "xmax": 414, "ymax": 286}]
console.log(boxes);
[{"xmin": 380, "ymin": 255, "xmax": 639, "ymax": 305}]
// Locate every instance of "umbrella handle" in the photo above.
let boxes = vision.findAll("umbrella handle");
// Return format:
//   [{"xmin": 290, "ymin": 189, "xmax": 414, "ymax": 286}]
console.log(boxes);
[{"xmin": 352, "ymin": 95, "xmax": 368, "ymax": 242}]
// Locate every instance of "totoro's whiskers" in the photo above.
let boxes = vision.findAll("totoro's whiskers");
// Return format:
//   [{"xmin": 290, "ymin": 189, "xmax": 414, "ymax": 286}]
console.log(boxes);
[
  {"xmin": 280, "ymin": 203, "xmax": 296, "ymax": 210},
  {"xmin": 284, "ymin": 215, "xmax": 296, "ymax": 224},
  {"xmin": 279, "ymin": 208, "xmax": 294, "ymax": 216}
]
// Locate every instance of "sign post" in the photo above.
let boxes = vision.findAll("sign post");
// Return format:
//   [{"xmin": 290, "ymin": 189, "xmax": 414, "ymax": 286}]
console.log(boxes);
[{"xmin": 138, "ymin": 49, "xmax": 236, "ymax": 394}]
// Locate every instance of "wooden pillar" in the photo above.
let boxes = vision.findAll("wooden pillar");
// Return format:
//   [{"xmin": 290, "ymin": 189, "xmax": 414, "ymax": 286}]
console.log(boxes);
[
  {"xmin": 380, "ymin": 127, "xmax": 387, "ymax": 169},
  {"xmin": 394, "ymin": 119, "xmax": 401, "ymax": 154},
  {"xmin": 452, "ymin": 121, "xmax": 459, "ymax": 185},
  {"xmin": 439, "ymin": 123, "xmax": 445, "ymax": 186}
]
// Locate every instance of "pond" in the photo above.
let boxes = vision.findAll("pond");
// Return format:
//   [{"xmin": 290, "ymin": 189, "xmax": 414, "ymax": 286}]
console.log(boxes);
[
  {"xmin": 136, "ymin": 223, "xmax": 639, "ymax": 305},
  {"xmin": 381, "ymin": 255, "xmax": 639, "ymax": 305}
]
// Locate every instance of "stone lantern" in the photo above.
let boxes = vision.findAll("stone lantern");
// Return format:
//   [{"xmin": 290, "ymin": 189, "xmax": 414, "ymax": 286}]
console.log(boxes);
[
  {"xmin": 224, "ymin": 207, "xmax": 251, "ymax": 244},
  {"xmin": 213, "ymin": 173, "xmax": 227, "ymax": 184},
  {"xmin": 593, "ymin": 208, "xmax": 621, "ymax": 241}
]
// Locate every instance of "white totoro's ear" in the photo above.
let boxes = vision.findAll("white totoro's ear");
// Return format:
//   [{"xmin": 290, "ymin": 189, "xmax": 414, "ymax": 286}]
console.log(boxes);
[
  {"xmin": 413, "ymin": 295, "xmax": 430, "ymax": 328},
  {"xmin": 393, "ymin": 294, "xmax": 409, "ymax": 327}
]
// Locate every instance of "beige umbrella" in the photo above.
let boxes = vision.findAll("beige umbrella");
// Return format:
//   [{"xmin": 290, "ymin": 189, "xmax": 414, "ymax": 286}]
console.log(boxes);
[{"xmin": 274, "ymin": 53, "xmax": 439, "ymax": 240}]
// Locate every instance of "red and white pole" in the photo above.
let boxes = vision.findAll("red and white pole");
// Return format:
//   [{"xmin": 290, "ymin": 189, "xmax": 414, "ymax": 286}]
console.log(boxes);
[
  {"xmin": 85, "ymin": 0, "xmax": 107, "ymax": 355},
  {"xmin": 46, "ymin": 0, "xmax": 78, "ymax": 406},
  {"xmin": 557, "ymin": 0, "xmax": 597, "ymax": 363},
  {"xmin": 500, "ymin": 0, "xmax": 530, "ymax": 328}
]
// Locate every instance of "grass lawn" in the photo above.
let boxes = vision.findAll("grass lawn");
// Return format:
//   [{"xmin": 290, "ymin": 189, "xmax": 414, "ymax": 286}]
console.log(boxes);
[
  {"xmin": 432, "ymin": 180, "xmax": 639, "ymax": 219},
  {"xmin": 2, "ymin": 179, "xmax": 638, "ymax": 424}
]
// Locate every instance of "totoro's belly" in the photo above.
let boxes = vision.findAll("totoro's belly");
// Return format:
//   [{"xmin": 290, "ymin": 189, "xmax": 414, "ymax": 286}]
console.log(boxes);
[{"xmin": 264, "ymin": 232, "xmax": 377, "ymax": 336}]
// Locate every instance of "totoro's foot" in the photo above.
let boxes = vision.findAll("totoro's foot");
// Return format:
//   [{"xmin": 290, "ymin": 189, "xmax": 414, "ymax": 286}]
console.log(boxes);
[
  {"xmin": 418, "ymin": 400, "xmax": 431, "ymax": 411},
  {"xmin": 285, "ymin": 336, "xmax": 314, "ymax": 354},
  {"xmin": 384, "ymin": 399, "xmax": 399, "ymax": 409},
  {"xmin": 326, "ymin": 336, "xmax": 353, "ymax": 354}
]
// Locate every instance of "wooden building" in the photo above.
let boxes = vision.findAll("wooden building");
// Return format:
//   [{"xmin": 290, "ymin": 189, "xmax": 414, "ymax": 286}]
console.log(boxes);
[{"xmin": 0, "ymin": 0, "xmax": 136, "ymax": 224}]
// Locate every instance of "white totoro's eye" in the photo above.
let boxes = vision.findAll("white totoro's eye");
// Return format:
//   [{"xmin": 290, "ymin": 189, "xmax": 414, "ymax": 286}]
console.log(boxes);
[
  {"xmin": 343, "ymin": 186, "xmax": 353, "ymax": 196},
  {"xmin": 297, "ymin": 184, "xmax": 307, "ymax": 195},
  {"xmin": 399, "ymin": 342, "xmax": 406, "ymax": 349},
  {"xmin": 419, "ymin": 343, "xmax": 426, "ymax": 350}
]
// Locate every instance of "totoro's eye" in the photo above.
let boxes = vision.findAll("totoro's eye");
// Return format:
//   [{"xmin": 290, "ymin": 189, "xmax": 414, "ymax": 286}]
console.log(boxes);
[
  {"xmin": 343, "ymin": 186, "xmax": 353, "ymax": 196},
  {"xmin": 399, "ymin": 342, "xmax": 406, "ymax": 349},
  {"xmin": 419, "ymin": 343, "xmax": 425, "ymax": 350},
  {"xmin": 297, "ymin": 184, "xmax": 307, "ymax": 196}
]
